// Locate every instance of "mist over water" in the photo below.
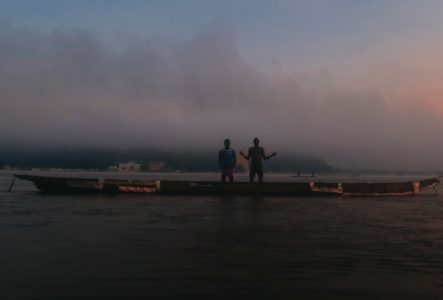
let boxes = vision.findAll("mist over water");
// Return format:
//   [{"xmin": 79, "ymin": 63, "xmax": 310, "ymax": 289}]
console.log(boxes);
[{"xmin": 1, "ymin": 22, "xmax": 443, "ymax": 170}]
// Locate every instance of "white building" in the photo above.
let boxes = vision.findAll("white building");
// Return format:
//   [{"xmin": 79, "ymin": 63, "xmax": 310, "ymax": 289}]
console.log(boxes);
[{"xmin": 118, "ymin": 161, "xmax": 141, "ymax": 172}]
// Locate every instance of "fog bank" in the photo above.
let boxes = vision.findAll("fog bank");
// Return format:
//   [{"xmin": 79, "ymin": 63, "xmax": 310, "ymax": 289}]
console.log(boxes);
[{"xmin": 1, "ymin": 23, "xmax": 443, "ymax": 171}]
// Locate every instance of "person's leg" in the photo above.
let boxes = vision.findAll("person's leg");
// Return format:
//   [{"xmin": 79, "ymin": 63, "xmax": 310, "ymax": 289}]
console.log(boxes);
[
  {"xmin": 249, "ymin": 169, "xmax": 255, "ymax": 182},
  {"xmin": 227, "ymin": 169, "xmax": 234, "ymax": 183},
  {"xmin": 221, "ymin": 171, "xmax": 226, "ymax": 183},
  {"xmin": 258, "ymin": 167, "xmax": 263, "ymax": 183}
]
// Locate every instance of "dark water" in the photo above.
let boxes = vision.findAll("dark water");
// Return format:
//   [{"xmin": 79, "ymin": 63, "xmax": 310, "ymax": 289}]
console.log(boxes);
[{"xmin": 1, "ymin": 172, "xmax": 443, "ymax": 299}]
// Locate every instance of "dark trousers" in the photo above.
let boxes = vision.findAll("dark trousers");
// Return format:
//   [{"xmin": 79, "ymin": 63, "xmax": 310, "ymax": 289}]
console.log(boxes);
[
  {"xmin": 249, "ymin": 166, "xmax": 263, "ymax": 183},
  {"xmin": 221, "ymin": 169, "xmax": 234, "ymax": 183}
]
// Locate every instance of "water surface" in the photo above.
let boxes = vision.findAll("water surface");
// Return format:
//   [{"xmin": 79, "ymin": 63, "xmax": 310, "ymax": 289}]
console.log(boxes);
[{"xmin": 1, "ymin": 171, "xmax": 443, "ymax": 299}]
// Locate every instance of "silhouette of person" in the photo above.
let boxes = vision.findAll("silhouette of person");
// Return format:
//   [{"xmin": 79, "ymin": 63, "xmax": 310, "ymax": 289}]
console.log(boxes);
[
  {"xmin": 240, "ymin": 137, "xmax": 277, "ymax": 183},
  {"xmin": 218, "ymin": 139, "xmax": 237, "ymax": 183}
]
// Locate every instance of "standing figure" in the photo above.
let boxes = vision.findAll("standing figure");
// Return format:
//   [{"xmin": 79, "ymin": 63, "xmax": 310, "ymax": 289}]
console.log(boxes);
[
  {"xmin": 240, "ymin": 137, "xmax": 277, "ymax": 183},
  {"xmin": 218, "ymin": 139, "xmax": 237, "ymax": 183}
]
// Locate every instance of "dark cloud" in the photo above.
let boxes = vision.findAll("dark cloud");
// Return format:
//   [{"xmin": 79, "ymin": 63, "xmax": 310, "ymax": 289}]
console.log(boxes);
[{"xmin": 1, "ymin": 23, "xmax": 442, "ymax": 170}]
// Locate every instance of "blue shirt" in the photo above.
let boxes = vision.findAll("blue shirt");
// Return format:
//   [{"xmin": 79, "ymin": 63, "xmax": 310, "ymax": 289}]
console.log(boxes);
[{"xmin": 219, "ymin": 148, "xmax": 236, "ymax": 170}]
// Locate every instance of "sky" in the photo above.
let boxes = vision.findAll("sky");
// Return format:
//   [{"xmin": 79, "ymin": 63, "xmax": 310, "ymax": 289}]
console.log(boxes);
[{"xmin": 1, "ymin": 0, "xmax": 443, "ymax": 171}]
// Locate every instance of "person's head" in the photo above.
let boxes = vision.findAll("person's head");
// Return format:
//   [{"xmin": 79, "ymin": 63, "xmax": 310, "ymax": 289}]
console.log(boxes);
[
  {"xmin": 253, "ymin": 137, "xmax": 259, "ymax": 146},
  {"xmin": 224, "ymin": 139, "xmax": 231, "ymax": 148}
]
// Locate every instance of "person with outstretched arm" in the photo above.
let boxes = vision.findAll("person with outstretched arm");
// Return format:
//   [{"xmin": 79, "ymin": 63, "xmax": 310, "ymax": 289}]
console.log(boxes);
[
  {"xmin": 240, "ymin": 137, "xmax": 277, "ymax": 183},
  {"xmin": 218, "ymin": 139, "xmax": 237, "ymax": 183}
]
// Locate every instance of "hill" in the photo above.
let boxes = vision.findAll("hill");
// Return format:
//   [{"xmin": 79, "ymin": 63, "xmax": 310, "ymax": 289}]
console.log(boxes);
[{"xmin": 0, "ymin": 148, "xmax": 334, "ymax": 173}]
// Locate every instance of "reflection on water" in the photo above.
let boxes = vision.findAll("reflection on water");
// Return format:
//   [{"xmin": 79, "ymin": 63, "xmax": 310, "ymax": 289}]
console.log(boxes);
[{"xmin": 1, "ymin": 171, "xmax": 443, "ymax": 299}]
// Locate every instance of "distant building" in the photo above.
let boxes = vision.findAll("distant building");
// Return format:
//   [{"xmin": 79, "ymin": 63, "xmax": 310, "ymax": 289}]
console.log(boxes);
[
  {"xmin": 118, "ymin": 161, "xmax": 141, "ymax": 172},
  {"xmin": 147, "ymin": 161, "xmax": 167, "ymax": 172}
]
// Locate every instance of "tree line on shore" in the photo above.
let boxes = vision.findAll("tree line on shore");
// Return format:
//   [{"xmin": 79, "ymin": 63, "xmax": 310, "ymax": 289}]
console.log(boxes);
[{"xmin": 0, "ymin": 148, "xmax": 333, "ymax": 173}]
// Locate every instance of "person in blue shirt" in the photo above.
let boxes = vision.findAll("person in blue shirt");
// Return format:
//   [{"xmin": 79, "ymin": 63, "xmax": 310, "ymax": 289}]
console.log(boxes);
[{"xmin": 218, "ymin": 139, "xmax": 237, "ymax": 183}]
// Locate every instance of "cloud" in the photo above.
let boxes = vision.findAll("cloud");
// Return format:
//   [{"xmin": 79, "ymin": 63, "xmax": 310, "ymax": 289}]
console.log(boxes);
[{"xmin": 0, "ymin": 22, "xmax": 443, "ymax": 171}]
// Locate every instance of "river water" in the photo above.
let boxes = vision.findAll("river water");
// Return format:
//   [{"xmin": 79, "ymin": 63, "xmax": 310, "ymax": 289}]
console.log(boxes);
[{"xmin": 1, "ymin": 171, "xmax": 443, "ymax": 299}]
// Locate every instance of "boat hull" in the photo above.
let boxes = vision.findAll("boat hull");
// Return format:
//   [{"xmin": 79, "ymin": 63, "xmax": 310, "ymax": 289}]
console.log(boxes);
[
  {"xmin": 159, "ymin": 181, "xmax": 317, "ymax": 196},
  {"xmin": 14, "ymin": 174, "xmax": 440, "ymax": 196}
]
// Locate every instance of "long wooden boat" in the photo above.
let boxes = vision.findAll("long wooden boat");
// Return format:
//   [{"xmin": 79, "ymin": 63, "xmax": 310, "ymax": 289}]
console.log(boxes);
[{"xmin": 13, "ymin": 174, "xmax": 440, "ymax": 196}]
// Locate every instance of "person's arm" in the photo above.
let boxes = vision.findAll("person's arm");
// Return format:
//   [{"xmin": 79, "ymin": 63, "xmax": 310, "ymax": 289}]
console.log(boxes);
[
  {"xmin": 239, "ymin": 149, "xmax": 249, "ymax": 160},
  {"xmin": 263, "ymin": 148, "xmax": 277, "ymax": 160},
  {"xmin": 233, "ymin": 151, "xmax": 237, "ymax": 165}
]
